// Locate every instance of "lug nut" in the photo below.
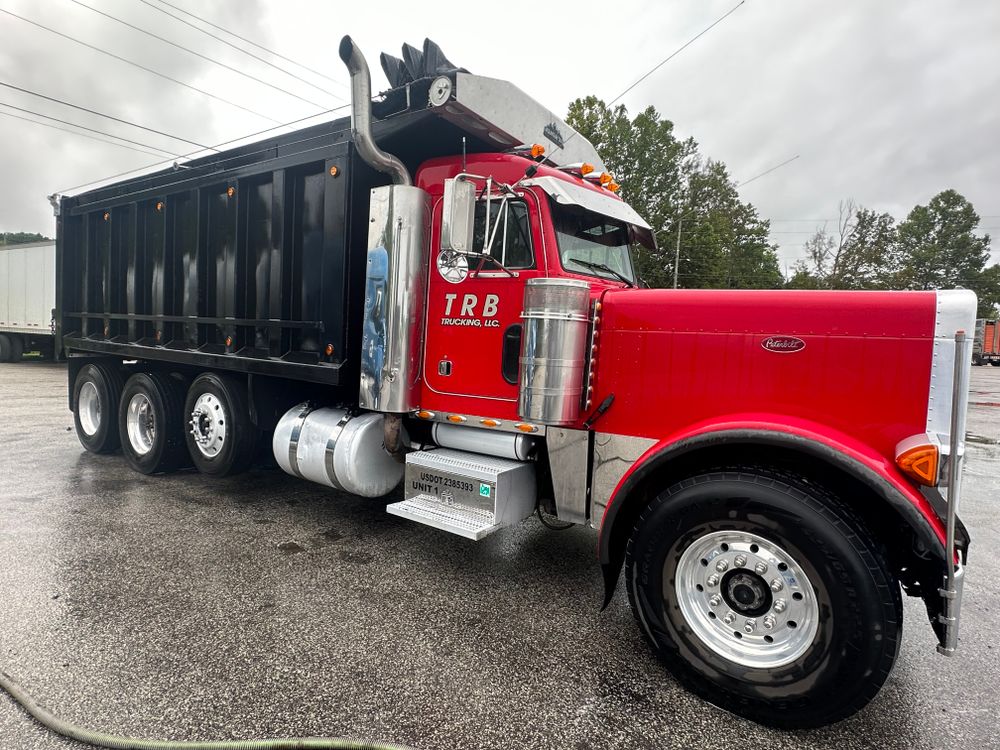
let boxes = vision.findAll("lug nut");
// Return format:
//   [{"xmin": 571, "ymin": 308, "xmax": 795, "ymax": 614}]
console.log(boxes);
[
  {"xmin": 715, "ymin": 559, "xmax": 729, "ymax": 572},
  {"xmin": 744, "ymin": 618, "xmax": 756, "ymax": 633},
  {"xmin": 734, "ymin": 554, "xmax": 747, "ymax": 567},
  {"xmin": 709, "ymin": 594, "xmax": 722, "ymax": 607},
  {"xmin": 707, "ymin": 574, "xmax": 720, "ymax": 587},
  {"xmin": 763, "ymin": 615, "xmax": 776, "ymax": 630},
  {"xmin": 723, "ymin": 612, "xmax": 736, "ymax": 625},
  {"xmin": 754, "ymin": 562, "xmax": 768, "ymax": 575},
  {"xmin": 770, "ymin": 578, "xmax": 784, "ymax": 592},
  {"xmin": 773, "ymin": 598, "xmax": 786, "ymax": 613}
]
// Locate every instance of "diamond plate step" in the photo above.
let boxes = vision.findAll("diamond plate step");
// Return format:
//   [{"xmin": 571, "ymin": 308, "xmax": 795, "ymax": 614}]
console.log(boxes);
[
  {"xmin": 392, "ymin": 448, "xmax": 537, "ymax": 540},
  {"xmin": 386, "ymin": 494, "xmax": 501, "ymax": 541}
]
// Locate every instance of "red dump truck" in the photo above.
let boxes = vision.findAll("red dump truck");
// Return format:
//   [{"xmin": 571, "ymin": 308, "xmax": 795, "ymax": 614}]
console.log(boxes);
[
  {"xmin": 52, "ymin": 37, "xmax": 974, "ymax": 728},
  {"xmin": 973, "ymin": 318, "xmax": 999, "ymax": 365}
]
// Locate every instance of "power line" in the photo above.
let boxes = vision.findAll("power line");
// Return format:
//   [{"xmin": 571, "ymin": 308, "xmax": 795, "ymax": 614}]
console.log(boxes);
[
  {"xmin": 0, "ymin": 81, "xmax": 210, "ymax": 150},
  {"xmin": 150, "ymin": 0, "xmax": 347, "ymax": 90},
  {"xmin": 134, "ymin": 0, "xmax": 345, "ymax": 102},
  {"xmin": 0, "ymin": 107, "xmax": 172, "ymax": 158},
  {"xmin": 738, "ymin": 154, "xmax": 800, "ymax": 187},
  {"xmin": 69, "ymin": 0, "xmax": 328, "ymax": 110},
  {"xmin": 609, "ymin": 1, "xmax": 746, "ymax": 106},
  {"xmin": 0, "ymin": 99, "xmax": 179, "ymax": 156},
  {"xmin": 56, "ymin": 103, "xmax": 350, "ymax": 195},
  {"xmin": 0, "ymin": 7, "xmax": 279, "ymax": 124}
]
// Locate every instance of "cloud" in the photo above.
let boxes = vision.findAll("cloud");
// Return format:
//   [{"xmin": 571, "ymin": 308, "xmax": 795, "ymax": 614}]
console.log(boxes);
[{"xmin": 1, "ymin": 0, "xmax": 996, "ymax": 268}]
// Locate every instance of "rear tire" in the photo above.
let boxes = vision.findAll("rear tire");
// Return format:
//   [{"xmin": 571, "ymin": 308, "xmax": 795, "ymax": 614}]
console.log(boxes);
[
  {"xmin": 118, "ymin": 372, "xmax": 188, "ymax": 474},
  {"xmin": 625, "ymin": 468, "xmax": 901, "ymax": 728},
  {"xmin": 0, "ymin": 334, "xmax": 11, "ymax": 362},
  {"xmin": 73, "ymin": 362, "xmax": 125, "ymax": 453},
  {"xmin": 183, "ymin": 372, "xmax": 258, "ymax": 476}
]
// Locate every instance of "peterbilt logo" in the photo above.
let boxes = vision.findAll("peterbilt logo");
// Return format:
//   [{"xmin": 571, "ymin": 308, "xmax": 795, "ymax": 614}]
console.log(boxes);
[{"xmin": 761, "ymin": 336, "xmax": 806, "ymax": 353}]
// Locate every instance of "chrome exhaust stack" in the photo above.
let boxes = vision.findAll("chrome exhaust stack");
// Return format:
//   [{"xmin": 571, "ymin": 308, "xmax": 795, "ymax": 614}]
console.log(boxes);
[
  {"xmin": 340, "ymin": 36, "xmax": 429, "ymax": 443},
  {"xmin": 338, "ymin": 35, "xmax": 411, "ymax": 186}
]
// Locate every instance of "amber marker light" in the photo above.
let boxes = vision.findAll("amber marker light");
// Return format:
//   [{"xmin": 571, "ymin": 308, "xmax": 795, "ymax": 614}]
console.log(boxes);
[
  {"xmin": 480, "ymin": 418, "xmax": 502, "ymax": 427},
  {"xmin": 530, "ymin": 143, "xmax": 546, "ymax": 158},
  {"xmin": 416, "ymin": 410, "xmax": 435, "ymax": 419},
  {"xmin": 447, "ymin": 414, "xmax": 467, "ymax": 423},
  {"xmin": 329, "ymin": 166, "xmax": 339, "ymax": 177},
  {"xmin": 103, "ymin": 212, "xmax": 110, "ymax": 221},
  {"xmin": 580, "ymin": 163, "xmax": 595, "ymax": 176},
  {"xmin": 225, "ymin": 335, "xmax": 233, "ymax": 347},
  {"xmin": 227, "ymin": 186, "xmax": 235, "ymax": 197},
  {"xmin": 324, "ymin": 343, "xmax": 334, "ymax": 356},
  {"xmin": 598, "ymin": 173, "xmax": 613, "ymax": 185},
  {"xmin": 155, "ymin": 201, "xmax": 164, "ymax": 212},
  {"xmin": 608, "ymin": 182, "xmax": 621, "ymax": 193},
  {"xmin": 514, "ymin": 423, "xmax": 538, "ymax": 433},
  {"xmin": 895, "ymin": 436, "xmax": 940, "ymax": 486}
]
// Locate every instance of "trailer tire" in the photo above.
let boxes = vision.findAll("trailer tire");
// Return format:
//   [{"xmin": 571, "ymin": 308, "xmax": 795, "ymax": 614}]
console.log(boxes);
[
  {"xmin": 7, "ymin": 335, "xmax": 23, "ymax": 362},
  {"xmin": 183, "ymin": 372, "xmax": 258, "ymax": 476},
  {"xmin": 73, "ymin": 362, "xmax": 125, "ymax": 454},
  {"xmin": 625, "ymin": 468, "xmax": 901, "ymax": 729},
  {"xmin": 118, "ymin": 372, "xmax": 188, "ymax": 474}
]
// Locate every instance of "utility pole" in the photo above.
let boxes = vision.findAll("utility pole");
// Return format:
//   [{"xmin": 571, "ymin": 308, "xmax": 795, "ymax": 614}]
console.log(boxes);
[{"xmin": 673, "ymin": 216, "xmax": 683, "ymax": 289}]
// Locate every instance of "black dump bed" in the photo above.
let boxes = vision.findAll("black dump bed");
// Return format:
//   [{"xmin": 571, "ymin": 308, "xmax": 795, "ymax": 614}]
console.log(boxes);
[{"xmin": 55, "ymin": 103, "xmax": 494, "ymax": 390}]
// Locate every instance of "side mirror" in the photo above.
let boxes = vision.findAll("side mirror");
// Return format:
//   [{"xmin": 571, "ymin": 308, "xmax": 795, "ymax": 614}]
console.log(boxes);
[{"xmin": 441, "ymin": 178, "xmax": 475, "ymax": 253}]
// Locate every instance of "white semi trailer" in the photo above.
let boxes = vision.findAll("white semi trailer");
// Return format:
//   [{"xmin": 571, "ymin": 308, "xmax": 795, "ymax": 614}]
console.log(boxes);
[{"xmin": 0, "ymin": 240, "xmax": 56, "ymax": 361}]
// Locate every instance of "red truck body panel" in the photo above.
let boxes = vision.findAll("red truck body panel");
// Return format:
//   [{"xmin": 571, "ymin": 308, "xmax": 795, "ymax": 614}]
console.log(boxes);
[{"xmin": 591, "ymin": 288, "xmax": 936, "ymax": 457}]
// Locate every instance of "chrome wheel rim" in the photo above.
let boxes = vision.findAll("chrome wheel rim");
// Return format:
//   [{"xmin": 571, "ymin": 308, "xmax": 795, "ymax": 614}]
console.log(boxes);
[
  {"xmin": 78, "ymin": 381, "xmax": 101, "ymax": 436},
  {"xmin": 673, "ymin": 530, "xmax": 819, "ymax": 668},
  {"xmin": 125, "ymin": 393, "xmax": 155, "ymax": 456},
  {"xmin": 188, "ymin": 393, "xmax": 226, "ymax": 458}
]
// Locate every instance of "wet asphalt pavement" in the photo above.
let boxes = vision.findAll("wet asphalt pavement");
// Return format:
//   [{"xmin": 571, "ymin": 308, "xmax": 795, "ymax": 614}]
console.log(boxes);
[{"xmin": 1, "ymin": 361, "xmax": 998, "ymax": 750}]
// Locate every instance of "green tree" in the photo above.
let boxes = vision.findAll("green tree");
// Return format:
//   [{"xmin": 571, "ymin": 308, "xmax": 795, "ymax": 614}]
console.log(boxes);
[
  {"xmin": 566, "ymin": 97, "xmax": 782, "ymax": 289},
  {"xmin": 0, "ymin": 231, "xmax": 50, "ymax": 245},
  {"xmin": 791, "ymin": 201, "xmax": 899, "ymax": 289},
  {"xmin": 894, "ymin": 189, "xmax": 996, "ymax": 316}
]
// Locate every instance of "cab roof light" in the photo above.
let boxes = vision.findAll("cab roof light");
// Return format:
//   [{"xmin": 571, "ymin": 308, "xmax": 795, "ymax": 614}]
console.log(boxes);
[
  {"xmin": 558, "ymin": 162, "xmax": 594, "ymax": 177},
  {"xmin": 513, "ymin": 143, "xmax": 547, "ymax": 160},
  {"xmin": 607, "ymin": 181, "xmax": 620, "ymax": 193},
  {"xmin": 895, "ymin": 436, "xmax": 940, "ymax": 487},
  {"xmin": 598, "ymin": 172, "xmax": 613, "ymax": 185}
]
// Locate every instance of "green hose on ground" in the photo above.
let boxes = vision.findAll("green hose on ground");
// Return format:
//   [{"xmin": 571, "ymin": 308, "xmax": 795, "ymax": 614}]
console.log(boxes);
[{"xmin": 1, "ymin": 670, "xmax": 416, "ymax": 750}]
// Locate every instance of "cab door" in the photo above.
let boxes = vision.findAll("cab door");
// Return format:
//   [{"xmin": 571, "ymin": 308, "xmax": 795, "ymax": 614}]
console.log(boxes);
[{"xmin": 422, "ymin": 192, "xmax": 543, "ymax": 412}]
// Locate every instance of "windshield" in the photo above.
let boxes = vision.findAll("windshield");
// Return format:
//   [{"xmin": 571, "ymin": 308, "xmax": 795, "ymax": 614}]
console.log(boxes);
[{"xmin": 550, "ymin": 201, "xmax": 638, "ymax": 284}]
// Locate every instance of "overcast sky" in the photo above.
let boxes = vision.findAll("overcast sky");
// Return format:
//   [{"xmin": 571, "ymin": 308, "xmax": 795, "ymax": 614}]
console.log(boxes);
[{"xmin": 1, "ymin": 0, "xmax": 997, "ymax": 270}]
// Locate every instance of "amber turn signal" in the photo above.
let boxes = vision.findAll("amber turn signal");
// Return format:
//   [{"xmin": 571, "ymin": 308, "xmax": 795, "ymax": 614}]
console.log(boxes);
[
  {"xmin": 416, "ymin": 410, "xmax": 435, "ymax": 420},
  {"xmin": 895, "ymin": 438, "xmax": 939, "ymax": 486},
  {"xmin": 530, "ymin": 143, "xmax": 546, "ymax": 158}
]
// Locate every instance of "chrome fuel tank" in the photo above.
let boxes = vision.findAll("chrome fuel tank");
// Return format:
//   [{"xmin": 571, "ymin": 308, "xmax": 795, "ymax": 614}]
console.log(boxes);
[{"xmin": 273, "ymin": 405, "xmax": 404, "ymax": 497}]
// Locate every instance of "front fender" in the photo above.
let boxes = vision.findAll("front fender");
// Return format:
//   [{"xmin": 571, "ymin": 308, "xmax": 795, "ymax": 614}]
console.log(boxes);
[{"xmin": 595, "ymin": 418, "xmax": 951, "ymax": 600}]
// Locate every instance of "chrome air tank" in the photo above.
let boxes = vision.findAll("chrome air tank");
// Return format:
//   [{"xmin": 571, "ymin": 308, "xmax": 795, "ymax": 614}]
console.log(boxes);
[
  {"xmin": 273, "ymin": 404, "xmax": 404, "ymax": 497},
  {"xmin": 518, "ymin": 278, "xmax": 591, "ymax": 425}
]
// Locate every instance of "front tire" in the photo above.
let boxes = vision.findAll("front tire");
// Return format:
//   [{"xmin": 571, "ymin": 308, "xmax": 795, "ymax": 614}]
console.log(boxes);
[
  {"xmin": 118, "ymin": 372, "xmax": 188, "ymax": 474},
  {"xmin": 625, "ymin": 469, "xmax": 901, "ymax": 728},
  {"xmin": 73, "ymin": 362, "xmax": 125, "ymax": 453},
  {"xmin": 183, "ymin": 372, "xmax": 258, "ymax": 476}
]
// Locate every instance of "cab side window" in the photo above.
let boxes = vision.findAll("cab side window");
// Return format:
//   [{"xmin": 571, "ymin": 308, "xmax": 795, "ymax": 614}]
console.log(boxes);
[{"xmin": 471, "ymin": 200, "xmax": 534, "ymax": 269}]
